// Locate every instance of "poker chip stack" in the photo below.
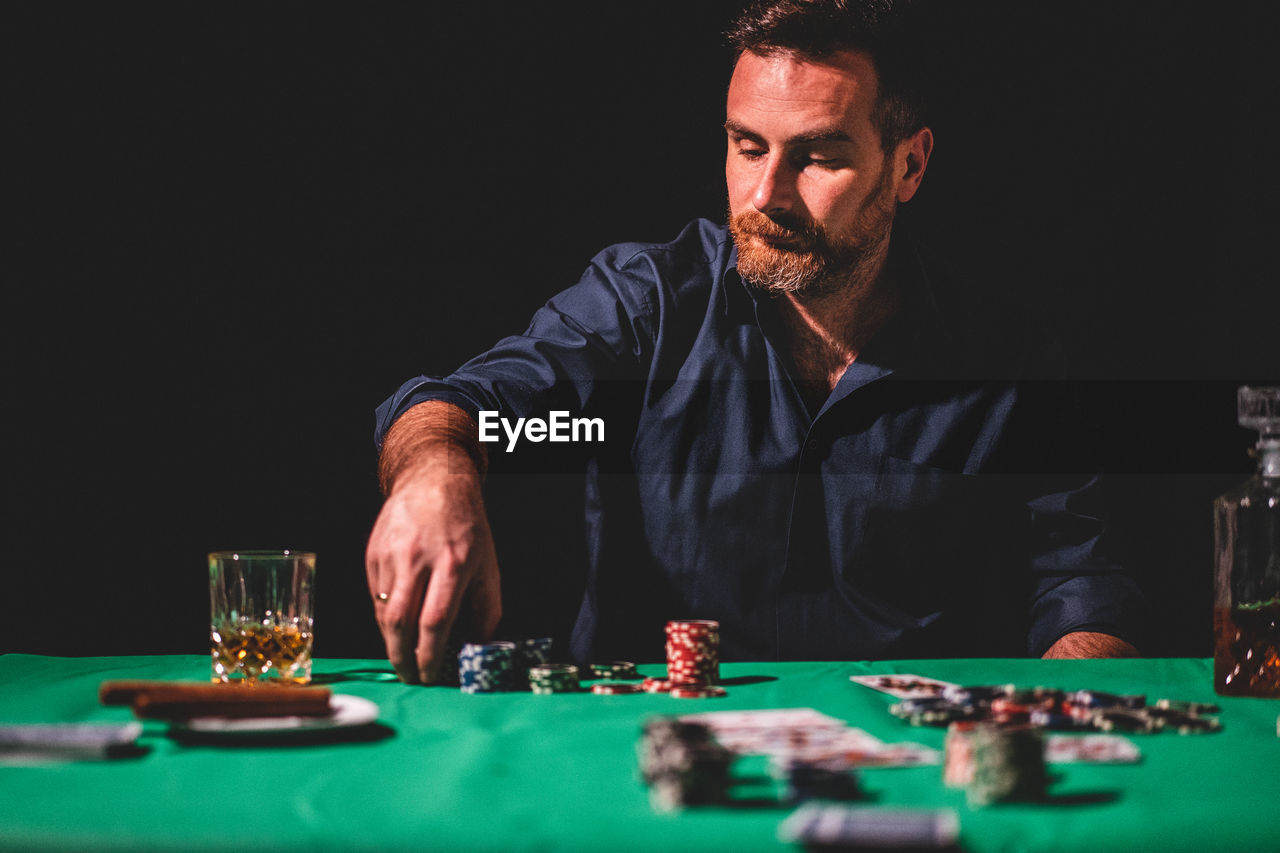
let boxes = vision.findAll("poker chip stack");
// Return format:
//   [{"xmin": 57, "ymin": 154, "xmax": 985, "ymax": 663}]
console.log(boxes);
[
  {"xmin": 637, "ymin": 716, "xmax": 735, "ymax": 812},
  {"xmin": 592, "ymin": 681, "xmax": 644, "ymax": 695},
  {"xmin": 528, "ymin": 663, "xmax": 581, "ymax": 694},
  {"xmin": 664, "ymin": 620, "xmax": 722, "ymax": 697},
  {"xmin": 511, "ymin": 637, "xmax": 554, "ymax": 690},
  {"xmin": 770, "ymin": 753, "xmax": 861, "ymax": 803},
  {"xmin": 457, "ymin": 641, "xmax": 517, "ymax": 693},
  {"xmin": 943, "ymin": 719, "xmax": 1036, "ymax": 790},
  {"xmin": 584, "ymin": 661, "xmax": 642, "ymax": 694},
  {"xmin": 942, "ymin": 722, "xmax": 979, "ymax": 788},
  {"xmin": 590, "ymin": 661, "xmax": 640, "ymax": 680},
  {"xmin": 964, "ymin": 723, "xmax": 1047, "ymax": 806}
]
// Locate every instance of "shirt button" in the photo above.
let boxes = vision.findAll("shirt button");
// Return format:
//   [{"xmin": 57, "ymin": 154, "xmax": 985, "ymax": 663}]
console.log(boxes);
[{"xmin": 806, "ymin": 439, "xmax": 820, "ymax": 452}]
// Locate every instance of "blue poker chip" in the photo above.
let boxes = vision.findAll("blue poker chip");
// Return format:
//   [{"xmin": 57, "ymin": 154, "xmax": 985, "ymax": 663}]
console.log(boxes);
[{"xmin": 457, "ymin": 641, "xmax": 517, "ymax": 693}]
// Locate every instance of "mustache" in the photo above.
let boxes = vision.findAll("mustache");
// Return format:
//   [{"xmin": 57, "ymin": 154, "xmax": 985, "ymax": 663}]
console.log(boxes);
[{"xmin": 730, "ymin": 210, "xmax": 825, "ymax": 249}]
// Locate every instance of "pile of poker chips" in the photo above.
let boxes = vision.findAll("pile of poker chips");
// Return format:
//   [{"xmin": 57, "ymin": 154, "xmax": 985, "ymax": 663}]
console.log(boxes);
[
  {"xmin": 649, "ymin": 620, "xmax": 725, "ymax": 698},
  {"xmin": 458, "ymin": 641, "xmax": 517, "ymax": 693},
  {"xmin": 958, "ymin": 724, "xmax": 1048, "ymax": 806},
  {"xmin": 590, "ymin": 661, "xmax": 639, "ymax": 679},
  {"xmin": 943, "ymin": 722, "xmax": 1049, "ymax": 802},
  {"xmin": 942, "ymin": 722, "xmax": 981, "ymax": 788},
  {"xmin": 452, "ymin": 622, "xmax": 734, "ymax": 699},
  {"xmin": 451, "ymin": 640, "xmax": 678, "ymax": 696},
  {"xmin": 640, "ymin": 678, "xmax": 729, "ymax": 699},
  {"xmin": 890, "ymin": 685, "xmax": 1223, "ymax": 734},
  {"xmin": 457, "ymin": 637, "xmax": 561, "ymax": 693},
  {"xmin": 528, "ymin": 663, "xmax": 581, "ymax": 694},
  {"xmin": 511, "ymin": 638, "xmax": 554, "ymax": 689},
  {"xmin": 636, "ymin": 716, "xmax": 736, "ymax": 811},
  {"xmin": 589, "ymin": 661, "xmax": 644, "ymax": 694},
  {"xmin": 769, "ymin": 753, "xmax": 861, "ymax": 804}
]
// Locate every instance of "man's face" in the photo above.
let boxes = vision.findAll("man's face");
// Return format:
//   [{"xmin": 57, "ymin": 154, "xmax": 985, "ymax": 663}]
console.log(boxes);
[{"xmin": 725, "ymin": 49, "xmax": 923, "ymax": 295}]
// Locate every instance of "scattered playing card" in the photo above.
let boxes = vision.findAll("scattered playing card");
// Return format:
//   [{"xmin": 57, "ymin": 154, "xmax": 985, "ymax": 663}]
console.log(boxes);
[
  {"xmin": 679, "ymin": 707, "xmax": 846, "ymax": 732},
  {"xmin": 1044, "ymin": 734, "xmax": 1142, "ymax": 764},
  {"xmin": 678, "ymin": 708, "xmax": 940, "ymax": 766},
  {"xmin": 850, "ymin": 674, "xmax": 960, "ymax": 699},
  {"xmin": 776, "ymin": 729, "xmax": 942, "ymax": 768},
  {"xmin": 678, "ymin": 708, "xmax": 845, "ymax": 755}
]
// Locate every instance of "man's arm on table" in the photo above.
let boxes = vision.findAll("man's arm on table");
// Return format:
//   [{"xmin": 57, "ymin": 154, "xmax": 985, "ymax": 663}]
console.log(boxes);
[
  {"xmin": 365, "ymin": 401, "xmax": 501, "ymax": 684},
  {"xmin": 1043, "ymin": 631, "xmax": 1139, "ymax": 659}
]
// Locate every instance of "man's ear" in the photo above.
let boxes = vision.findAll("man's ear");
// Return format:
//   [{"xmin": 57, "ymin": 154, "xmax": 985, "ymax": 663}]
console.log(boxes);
[{"xmin": 895, "ymin": 126, "xmax": 933, "ymax": 203}]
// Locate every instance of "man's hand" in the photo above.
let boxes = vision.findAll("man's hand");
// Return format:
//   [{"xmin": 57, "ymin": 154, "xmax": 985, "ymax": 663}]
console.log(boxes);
[
  {"xmin": 365, "ymin": 402, "xmax": 501, "ymax": 684},
  {"xmin": 1042, "ymin": 631, "xmax": 1139, "ymax": 659}
]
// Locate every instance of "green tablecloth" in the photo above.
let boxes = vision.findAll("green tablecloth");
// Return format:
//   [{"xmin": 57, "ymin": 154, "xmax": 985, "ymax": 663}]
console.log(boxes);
[{"xmin": 1, "ymin": 655, "xmax": 1277, "ymax": 852}]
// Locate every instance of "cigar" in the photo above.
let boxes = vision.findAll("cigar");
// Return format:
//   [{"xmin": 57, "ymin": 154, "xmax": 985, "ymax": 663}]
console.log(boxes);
[{"xmin": 99, "ymin": 680, "xmax": 332, "ymax": 719}]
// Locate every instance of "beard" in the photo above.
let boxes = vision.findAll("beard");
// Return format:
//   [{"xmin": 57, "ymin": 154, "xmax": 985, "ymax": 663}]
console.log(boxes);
[{"xmin": 729, "ymin": 167, "xmax": 897, "ymax": 298}]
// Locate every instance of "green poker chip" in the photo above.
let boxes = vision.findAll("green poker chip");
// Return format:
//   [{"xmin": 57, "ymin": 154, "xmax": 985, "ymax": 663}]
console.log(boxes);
[{"xmin": 590, "ymin": 661, "xmax": 640, "ymax": 680}]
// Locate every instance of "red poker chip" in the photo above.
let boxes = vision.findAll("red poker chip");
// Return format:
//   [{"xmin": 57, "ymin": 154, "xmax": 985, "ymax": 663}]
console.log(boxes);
[
  {"xmin": 664, "ymin": 620, "xmax": 721, "ymax": 692},
  {"xmin": 591, "ymin": 682, "xmax": 643, "ymax": 695},
  {"xmin": 642, "ymin": 677, "xmax": 673, "ymax": 693},
  {"xmin": 670, "ymin": 685, "xmax": 727, "ymax": 699},
  {"xmin": 665, "ymin": 621, "xmax": 719, "ymax": 636}
]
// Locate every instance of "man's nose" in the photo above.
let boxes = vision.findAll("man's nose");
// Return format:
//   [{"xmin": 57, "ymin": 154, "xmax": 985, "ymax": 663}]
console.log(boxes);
[{"xmin": 752, "ymin": 155, "xmax": 797, "ymax": 215}]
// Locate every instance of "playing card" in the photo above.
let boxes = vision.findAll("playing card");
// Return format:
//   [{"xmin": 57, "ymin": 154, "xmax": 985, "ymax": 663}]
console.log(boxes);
[
  {"xmin": 1044, "ymin": 734, "xmax": 1142, "ymax": 763},
  {"xmin": 850, "ymin": 673, "xmax": 960, "ymax": 699},
  {"xmin": 679, "ymin": 707, "xmax": 846, "ymax": 732},
  {"xmin": 678, "ymin": 708, "xmax": 848, "ymax": 755},
  {"xmin": 677, "ymin": 708, "xmax": 942, "ymax": 766}
]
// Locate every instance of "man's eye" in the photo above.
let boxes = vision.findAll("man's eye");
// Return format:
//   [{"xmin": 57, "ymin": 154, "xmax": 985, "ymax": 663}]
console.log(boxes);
[
  {"xmin": 737, "ymin": 148, "xmax": 766, "ymax": 160},
  {"xmin": 805, "ymin": 157, "xmax": 840, "ymax": 168}
]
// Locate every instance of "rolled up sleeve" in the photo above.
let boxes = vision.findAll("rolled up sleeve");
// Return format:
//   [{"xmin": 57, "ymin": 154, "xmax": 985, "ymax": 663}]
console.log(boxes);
[{"xmin": 1024, "ymin": 474, "xmax": 1145, "ymax": 655}]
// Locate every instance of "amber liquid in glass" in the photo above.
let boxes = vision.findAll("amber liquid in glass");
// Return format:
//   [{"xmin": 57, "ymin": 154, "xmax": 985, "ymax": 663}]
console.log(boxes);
[
  {"xmin": 1213, "ymin": 601, "xmax": 1280, "ymax": 697},
  {"xmin": 211, "ymin": 622, "xmax": 313, "ymax": 684}
]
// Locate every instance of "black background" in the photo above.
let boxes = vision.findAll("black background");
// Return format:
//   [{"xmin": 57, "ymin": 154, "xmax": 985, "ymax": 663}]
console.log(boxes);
[{"xmin": 6, "ymin": 2, "xmax": 1278, "ymax": 660}]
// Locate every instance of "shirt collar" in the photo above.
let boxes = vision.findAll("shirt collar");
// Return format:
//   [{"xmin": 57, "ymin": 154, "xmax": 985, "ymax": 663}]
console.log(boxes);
[{"xmin": 720, "ymin": 228, "xmax": 954, "ymax": 374}]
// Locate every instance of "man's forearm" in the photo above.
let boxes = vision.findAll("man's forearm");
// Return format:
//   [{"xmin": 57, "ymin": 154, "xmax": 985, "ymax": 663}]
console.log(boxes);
[
  {"xmin": 378, "ymin": 401, "xmax": 488, "ymax": 495},
  {"xmin": 368, "ymin": 399, "xmax": 502, "ymax": 684},
  {"xmin": 1042, "ymin": 631, "xmax": 1139, "ymax": 659}
]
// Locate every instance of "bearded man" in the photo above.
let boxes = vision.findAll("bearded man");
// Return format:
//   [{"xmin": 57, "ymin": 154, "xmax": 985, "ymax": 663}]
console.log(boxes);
[{"xmin": 365, "ymin": 0, "xmax": 1142, "ymax": 684}]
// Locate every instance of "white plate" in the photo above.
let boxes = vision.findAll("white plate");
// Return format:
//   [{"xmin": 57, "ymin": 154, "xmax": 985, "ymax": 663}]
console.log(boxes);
[{"xmin": 174, "ymin": 694, "xmax": 379, "ymax": 735}]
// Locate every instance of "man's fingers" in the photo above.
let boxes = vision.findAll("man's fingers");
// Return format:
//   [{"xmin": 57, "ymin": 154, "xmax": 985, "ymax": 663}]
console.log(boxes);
[
  {"xmin": 416, "ymin": 564, "xmax": 467, "ymax": 684},
  {"xmin": 377, "ymin": 556, "xmax": 432, "ymax": 685},
  {"xmin": 365, "ymin": 466, "xmax": 497, "ymax": 686}
]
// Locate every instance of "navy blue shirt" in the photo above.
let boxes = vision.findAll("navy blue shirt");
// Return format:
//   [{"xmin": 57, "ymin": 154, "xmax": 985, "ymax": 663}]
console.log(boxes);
[{"xmin": 376, "ymin": 219, "xmax": 1141, "ymax": 662}]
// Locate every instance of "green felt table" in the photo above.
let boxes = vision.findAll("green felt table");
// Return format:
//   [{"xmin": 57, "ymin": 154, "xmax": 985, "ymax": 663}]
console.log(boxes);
[{"xmin": 0, "ymin": 655, "xmax": 1277, "ymax": 852}]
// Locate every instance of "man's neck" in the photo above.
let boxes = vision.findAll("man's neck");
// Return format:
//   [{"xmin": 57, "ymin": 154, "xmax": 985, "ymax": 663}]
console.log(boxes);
[{"xmin": 775, "ymin": 250, "xmax": 900, "ymax": 412}]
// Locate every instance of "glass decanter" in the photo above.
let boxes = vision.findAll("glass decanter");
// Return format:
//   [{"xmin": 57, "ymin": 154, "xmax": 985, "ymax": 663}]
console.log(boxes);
[{"xmin": 1213, "ymin": 386, "xmax": 1280, "ymax": 696}]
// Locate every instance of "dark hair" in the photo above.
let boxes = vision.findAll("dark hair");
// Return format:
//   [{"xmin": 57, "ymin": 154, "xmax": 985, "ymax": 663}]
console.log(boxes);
[{"xmin": 726, "ymin": 0, "xmax": 927, "ymax": 151}]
